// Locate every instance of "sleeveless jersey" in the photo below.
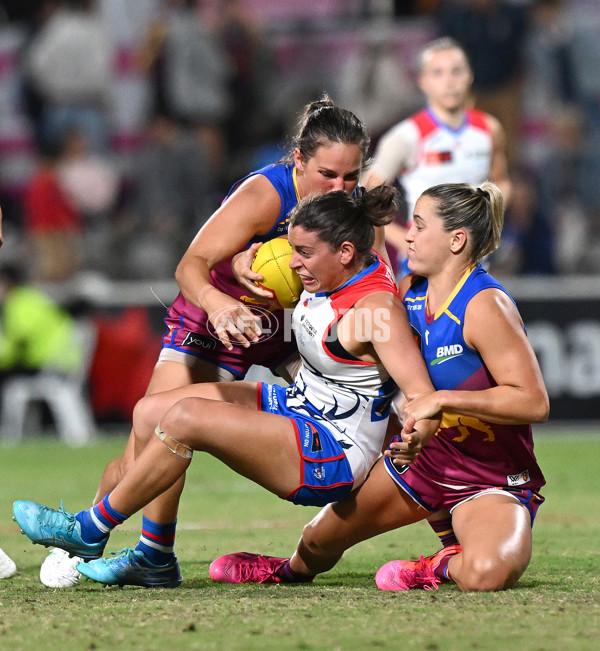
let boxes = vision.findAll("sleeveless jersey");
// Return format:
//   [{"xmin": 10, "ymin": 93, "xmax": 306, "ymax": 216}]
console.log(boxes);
[
  {"xmin": 403, "ymin": 265, "xmax": 545, "ymax": 492},
  {"xmin": 372, "ymin": 108, "xmax": 493, "ymax": 217},
  {"xmin": 286, "ymin": 258, "xmax": 399, "ymax": 486},
  {"xmin": 163, "ymin": 163, "xmax": 300, "ymax": 375}
]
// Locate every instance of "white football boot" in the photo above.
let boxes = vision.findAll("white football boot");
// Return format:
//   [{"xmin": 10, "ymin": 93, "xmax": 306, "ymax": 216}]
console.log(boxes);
[{"xmin": 0, "ymin": 546, "xmax": 17, "ymax": 579}]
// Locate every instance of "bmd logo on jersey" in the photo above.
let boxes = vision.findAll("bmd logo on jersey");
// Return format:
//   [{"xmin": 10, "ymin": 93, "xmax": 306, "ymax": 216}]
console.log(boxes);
[{"xmin": 431, "ymin": 344, "xmax": 463, "ymax": 366}]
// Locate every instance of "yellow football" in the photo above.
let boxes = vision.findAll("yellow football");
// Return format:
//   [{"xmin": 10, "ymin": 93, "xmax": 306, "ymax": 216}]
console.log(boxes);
[{"xmin": 251, "ymin": 238, "xmax": 303, "ymax": 309}]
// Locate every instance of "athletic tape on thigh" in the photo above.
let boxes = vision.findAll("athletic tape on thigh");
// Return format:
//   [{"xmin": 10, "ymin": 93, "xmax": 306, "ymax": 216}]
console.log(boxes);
[{"xmin": 155, "ymin": 426, "xmax": 193, "ymax": 459}]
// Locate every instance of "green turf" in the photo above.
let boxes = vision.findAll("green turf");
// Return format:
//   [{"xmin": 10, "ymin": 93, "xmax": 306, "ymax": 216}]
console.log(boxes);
[{"xmin": 0, "ymin": 427, "xmax": 598, "ymax": 650}]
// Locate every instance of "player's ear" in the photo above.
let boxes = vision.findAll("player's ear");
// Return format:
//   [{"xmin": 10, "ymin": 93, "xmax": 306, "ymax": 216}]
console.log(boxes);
[
  {"xmin": 450, "ymin": 229, "xmax": 467, "ymax": 254},
  {"xmin": 339, "ymin": 241, "xmax": 355, "ymax": 264},
  {"xmin": 293, "ymin": 148, "xmax": 304, "ymax": 171}
]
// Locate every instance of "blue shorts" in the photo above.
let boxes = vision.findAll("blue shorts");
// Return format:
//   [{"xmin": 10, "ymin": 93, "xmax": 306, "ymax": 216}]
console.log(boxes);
[{"xmin": 260, "ymin": 383, "xmax": 354, "ymax": 507}]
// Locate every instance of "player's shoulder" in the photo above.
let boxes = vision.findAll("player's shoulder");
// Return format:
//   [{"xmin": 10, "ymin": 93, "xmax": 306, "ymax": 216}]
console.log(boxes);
[
  {"xmin": 380, "ymin": 113, "xmax": 421, "ymax": 142},
  {"xmin": 468, "ymin": 108, "xmax": 504, "ymax": 138},
  {"xmin": 397, "ymin": 273, "xmax": 413, "ymax": 299}
]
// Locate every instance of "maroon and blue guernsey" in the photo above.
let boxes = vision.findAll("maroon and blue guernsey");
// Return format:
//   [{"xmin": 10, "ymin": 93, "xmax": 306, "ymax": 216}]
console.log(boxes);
[
  {"xmin": 385, "ymin": 264, "xmax": 546, "ymax": 514},
  {"xmin": 163, "ymin": 163, "xmax": 302, "ymax": 378}
]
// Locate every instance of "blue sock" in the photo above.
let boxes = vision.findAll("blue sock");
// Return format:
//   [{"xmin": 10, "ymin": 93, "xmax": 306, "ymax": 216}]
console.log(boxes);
[
  {"xmin": 75, "ymin": 494, "xmax": 127, "ymax": 544},
  {"xmin": 135, "ymin": 516, "xmax": 176, "ymax": 565}
]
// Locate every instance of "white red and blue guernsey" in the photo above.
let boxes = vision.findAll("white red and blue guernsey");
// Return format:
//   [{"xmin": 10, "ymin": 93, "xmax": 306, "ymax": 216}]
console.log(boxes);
[
  {"xmin": 284, "ymin": 257, "xmax": 400, "ymax": 487},
  {"xmin": 385, "ymin": 265, "xmax": 546, "ymax": 513},
  {"xmin": 371, "ymin": 108, "xmax": 493, "ymax": 217}
]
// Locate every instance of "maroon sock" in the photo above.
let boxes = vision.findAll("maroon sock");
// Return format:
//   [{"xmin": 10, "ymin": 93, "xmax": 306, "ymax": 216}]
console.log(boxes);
[
  {"xmin": 428, "ymin": 516, "xmax": 459, "ymax": 548},
  {"xmin": 433, "ymin": 554, "xmax": 455, "ymax": 582},
  {"xmin": 275, "ymin": 560, "xmax": 315, "ymax": 583}
]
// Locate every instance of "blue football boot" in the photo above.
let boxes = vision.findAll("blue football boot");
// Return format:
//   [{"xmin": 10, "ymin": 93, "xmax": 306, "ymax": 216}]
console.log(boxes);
[
  {"xmin": 13, "ymin": 500, "xmax": 107, "ymax": 560},
  {"xmin": 77, "ymin": 548, "xmax": 183, "ymax": 588}
]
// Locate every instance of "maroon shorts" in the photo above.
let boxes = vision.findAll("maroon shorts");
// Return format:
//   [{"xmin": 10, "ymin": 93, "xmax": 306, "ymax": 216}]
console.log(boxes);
[
  {"xmin": 384, "ymin": 455, "xmax": 545, "ymax": 524},
  {"xmin": 161, "ymin": 311, "xmax": 297, "ymax": 379}
]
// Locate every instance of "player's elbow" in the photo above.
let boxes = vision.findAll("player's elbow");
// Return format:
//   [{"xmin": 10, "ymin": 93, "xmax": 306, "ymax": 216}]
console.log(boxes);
[
  {"xmin": 530, "ymin": 391, "xmax": 550, "ymax": 423},
  {"xmin": 174, "ymin": 258, "xmax": 187, "ymax": 285}
]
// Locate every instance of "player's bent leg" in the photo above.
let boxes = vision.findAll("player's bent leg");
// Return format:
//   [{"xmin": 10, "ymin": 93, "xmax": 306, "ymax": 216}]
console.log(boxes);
[
  {"xmin": 294, "ymin": 458, "xmax": 427, "ymax": 576},
  {"xmin": 449, "ymin": 493, "xmax": 533, "ymax": 592},
  {"xmin": 39, "ymin": 358, "xmax": 210, "ymax": 588},
  {"xmin": 210, "ymin": 459, "xmax": 426, "ymax": 586}
]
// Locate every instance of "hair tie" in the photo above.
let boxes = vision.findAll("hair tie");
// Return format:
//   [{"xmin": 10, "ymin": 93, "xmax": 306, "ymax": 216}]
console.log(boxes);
[{"xmin": 476, "ymin": 187, "xmax": 489, "ymax": 200}]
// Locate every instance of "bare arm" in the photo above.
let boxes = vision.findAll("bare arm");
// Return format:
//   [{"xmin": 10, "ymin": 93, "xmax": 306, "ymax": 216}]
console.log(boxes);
[
  {"xmin": 404, "ymin": 289, "xmax": 549, "ymax": 425},
  {"xmin": 361, "ymin": 123, "xmax": 414, "ymax": 189},
  {"xmin": 348, "ymin": 292, "xmax": 439, "ymax": 444},
  {"xmin": 486, "ymin": 113, "xmax": 512, "ymax": 207}
]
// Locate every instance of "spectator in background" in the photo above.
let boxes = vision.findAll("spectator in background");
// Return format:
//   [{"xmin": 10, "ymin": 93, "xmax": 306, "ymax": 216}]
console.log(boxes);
[
  {"xmin": 23, "ymin": 0, "xmax": 114, "ymax": 153},
  {"xmin": 139, "ymin": 0, "xmax": 233, "ymax": 184},
  {"xmin": 526, "ymin": 0, "xmax": 600, "ymax": 137},
  {"xmin": 117, "ymin": 114, "xmax": 216, "ymax": 279},
  {"xmin": 17, "ymin": 0, "xmax": 62, "ymax": 153},
  {"xmin": 0, "ymin": 263, "xmax": 84, "ymax": 384},
  {"xmin": 56, "ymin": 129, "xmax": 121, "ymax": 277},
  {"xmin": 537, "ymin": 106, "xmax": 600, "ymax": 273},
  {"xmin": 336, "ymin": 30, "xmax": 421, "ymax": 143},
  {"xmin": 436, "ymin": 0, "xmax": 529, "ymax": 164},
  {"xmin": 22, "ymin": 142, "xmax": 84, "ymax": 282},
  {"xmin": 488, "ymin": 170, "xmax": 556, "ymax": 277},
  {"xmin": 215, "ymin": 0, "xmax": 274, "ymax": 163}
]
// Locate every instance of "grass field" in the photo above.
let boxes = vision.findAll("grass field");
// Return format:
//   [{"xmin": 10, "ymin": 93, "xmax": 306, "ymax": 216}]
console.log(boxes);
[{"xmin": 0, "ymin": 426, "xmax": 598, "ymax": 650}]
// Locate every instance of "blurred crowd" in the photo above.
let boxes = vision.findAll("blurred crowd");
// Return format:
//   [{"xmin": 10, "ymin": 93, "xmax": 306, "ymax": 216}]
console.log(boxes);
[{"xmin": 0, "ymin": 0, "xmax": 599, "ymax": 285}]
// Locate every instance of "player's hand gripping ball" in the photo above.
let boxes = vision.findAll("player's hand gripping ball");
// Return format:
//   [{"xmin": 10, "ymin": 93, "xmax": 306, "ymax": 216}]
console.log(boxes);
[{"xmin": 251, "ymin": 238, "xmax": 303, "ymax": 309}]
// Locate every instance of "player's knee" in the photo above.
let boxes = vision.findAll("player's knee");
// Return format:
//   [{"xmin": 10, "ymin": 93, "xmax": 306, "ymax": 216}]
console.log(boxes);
[
  {"xmin": 159, "ymin": 397, "xmax": 199, "ymax": 447},
  {"xmin": 300, "ymin": 518, "xmax": 340, "ymax": 558},
  {"xmin": 459, "ymin": 555, "xmax": 524, "ymax": 592},
  {"xmin": 300, "ymin": 521, "xmax": 321, "ymax": 555},
  {"xmin": 132, "ymin": 396, "xmax": 154, "ymax": 440}
]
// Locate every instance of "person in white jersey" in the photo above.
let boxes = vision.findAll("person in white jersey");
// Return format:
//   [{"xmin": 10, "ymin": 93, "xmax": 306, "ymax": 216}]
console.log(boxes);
[{"xmin": 362, "ymin": 37, "xmax": 511, "ymax": 276}]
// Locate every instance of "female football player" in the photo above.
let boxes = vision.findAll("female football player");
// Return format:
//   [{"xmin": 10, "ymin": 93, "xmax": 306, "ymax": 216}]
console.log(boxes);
[
  {"xmin": 209, "ymin": 181, "xmax": 549, "ymax": 592},
  {"xmin": 15, "ymin": 186, "xmax": 439, "ymax": 587},
  {"xmin": 39, "ymin": 95, "xmax": 387, "ymax": 586}
]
